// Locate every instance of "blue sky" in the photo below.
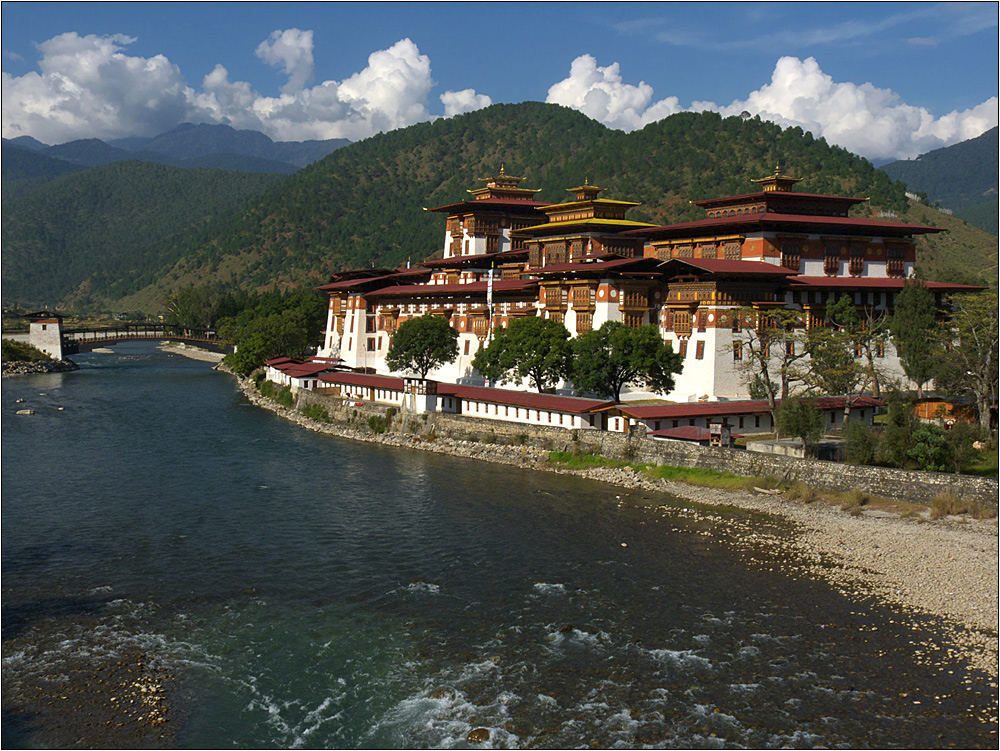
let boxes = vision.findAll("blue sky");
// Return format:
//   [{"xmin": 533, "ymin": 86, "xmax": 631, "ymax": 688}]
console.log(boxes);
[{"xmin": 2, "ymin": 2, "xmax": 997, "ymax": 160}]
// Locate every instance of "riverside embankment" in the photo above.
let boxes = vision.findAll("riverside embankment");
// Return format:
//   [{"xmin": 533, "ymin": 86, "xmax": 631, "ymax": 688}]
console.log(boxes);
[{"xmin": 233, "ymin": 371, "xmax": 999, "ymax": 686}]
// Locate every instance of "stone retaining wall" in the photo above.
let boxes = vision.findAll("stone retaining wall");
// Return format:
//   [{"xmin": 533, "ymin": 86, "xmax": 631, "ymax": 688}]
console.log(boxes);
[{"xmin": 291, "ymin": 387, "xmax": 998, "ymax": 506}]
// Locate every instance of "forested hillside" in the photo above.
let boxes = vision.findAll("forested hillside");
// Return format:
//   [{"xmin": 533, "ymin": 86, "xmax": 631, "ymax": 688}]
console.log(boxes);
[
  {"xmin": 881, "ymin": 127, "xmax": 998, "ymax": 235},
  {"xmin": 2, "ymin": 162, "xmax": 285, "ymax": 308},
  {"xmin": 136, "ymin": 104, "xmax": 919, "ymax": 307},
  {"xmin": 4, "ymin": 103, "xmax": 995, "ymax": 311}
]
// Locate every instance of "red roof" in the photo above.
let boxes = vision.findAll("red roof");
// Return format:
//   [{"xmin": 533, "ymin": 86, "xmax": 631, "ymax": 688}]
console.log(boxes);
[
  {"xmin": 439, "ymin": 383, "xmax": 614, "ymax": 413},
  {"xmin": 647, "ymin": 426, "xmax": 746, "ymax": 441},
  {"xmin": 425, "ymin": 198, "xmax": 552, "ymax": 213},
  {"xmin": 365, "ymin": 279, "xmax": 537, "ymax": 299},
  {"xmin": 659, "ymin": 258, "xmax": 798, "ymax": 276},
  {"xmin": 789, "ymin": 276, "xmax": 983, "ymax": 291},
  {"xmin": 535, "ymin": 256, "xmax": 660, "ymax": 275},
  {"xmin": 628, "ymin": 212, "xmax": 943, "ymax": 238},
  {"xmin": 691, "ymin": 190, "xmax": 864, "ymax": 208},
  {"xmin": 317, "ymin": 268, "xmax": 431, "ymax": 292},
  {"xmin": 283, "ymin": 363, "xmax": 339, "ymax": 377},
  {"xmin": 619, "ymin": 396, "xmax": 883, "ymax": 420},
  {"xmin": 265, "ymin": 356, "xmax": 297, "ymax": 366},
  {"xmin": 319, "ymin": 371, "xmax": 407, "ymax": 390}
]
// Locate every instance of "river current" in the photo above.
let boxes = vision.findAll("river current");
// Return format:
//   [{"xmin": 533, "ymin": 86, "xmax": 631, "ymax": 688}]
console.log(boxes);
[{"xmin": 2, "ymin": 343, "xmax": 994, "ymax": 748}]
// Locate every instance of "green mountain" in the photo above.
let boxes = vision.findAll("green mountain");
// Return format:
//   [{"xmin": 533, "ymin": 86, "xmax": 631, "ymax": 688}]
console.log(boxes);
[
  {"xmin": 2, "ymin": 161, "xmax": 286, "ymax": 308},
  {"xmin": 1, "ymin": 142, "xmax": 85, "ymax": 200},
  {"xmin": 4, "ymin": 103, "xmax": 995, "ymax": 311},
  {"xmin": 881, "ymin": 127, "xmax": 998, "ymax": 235},
  {"xmin": 142, "ymin": 103, "xmax": 992, "ymax": 304}
]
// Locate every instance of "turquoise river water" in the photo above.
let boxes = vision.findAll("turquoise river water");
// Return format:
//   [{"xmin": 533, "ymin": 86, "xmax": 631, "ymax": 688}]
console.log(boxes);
[{"xmin": 2, "ymin": 343, "xmax": 994, "ymax": 748}]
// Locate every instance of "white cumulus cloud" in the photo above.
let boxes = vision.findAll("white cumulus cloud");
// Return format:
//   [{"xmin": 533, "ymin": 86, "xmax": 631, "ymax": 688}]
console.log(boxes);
[
  {"xmin": 440, "ymin": 88, "xmax": 492, "ymax": 118},
  {"xmin": 1, "ymin": 32, "xmax": 194, "ymax": 142},
  {"xmin": 546, "ymin": 53, "xmax": 997, "ymax": 160},
  {"xmin": 2, "ymin": 32, "xmax": 490, "ymax": 144},
  {"xmin": 254, "ymin": 28, "xmax": 315, "ymax": 94},
  {"xmin": 546, "ymin": 54, "xmax": 682, "ymax": 131},
  {"xmin": 714, "ymin": 56, "xmax": 998, "ymax": 161}
]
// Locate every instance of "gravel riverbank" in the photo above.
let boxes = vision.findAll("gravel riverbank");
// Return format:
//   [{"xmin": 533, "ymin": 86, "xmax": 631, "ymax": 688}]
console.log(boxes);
[{"xmin": 234, "ymin": 374, "xmax": 999, "ymax": 687}]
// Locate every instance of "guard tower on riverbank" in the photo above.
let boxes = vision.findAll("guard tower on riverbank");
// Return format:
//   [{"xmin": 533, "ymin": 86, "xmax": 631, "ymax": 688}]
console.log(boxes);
[{"xmin": 25, "ymin": 311, "xmax": 64, "ymax": 360}]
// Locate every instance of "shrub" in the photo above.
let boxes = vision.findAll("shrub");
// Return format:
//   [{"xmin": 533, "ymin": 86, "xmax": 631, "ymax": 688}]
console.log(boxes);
[
  {"xmin": 301, "ymin": 403, "xmax": 330, "ymax": 422},
  {"xmin": 258, "ymin": 379, "xmax": 277, "ymax": 399},
  {"xmin": 786, "ymin": 482, "xmax": 818, "ymax": 503},
  {"xmin": 368, "ymin": 415, "xmax": 387, "ymax": 434},
  {"xmin": 842, "ymin": 420, "xmax": 879, "ymax": 466},
  {"xmin": 276, "ymin": 386, "xmax": 294, "ymax": 408},
  {"xmin": 841, "ymin": 490, "xmax": 870, "ymax": 514},
  {"xmin": 929, "ymin": 493, "xmax": 998, "ymax": 520}
]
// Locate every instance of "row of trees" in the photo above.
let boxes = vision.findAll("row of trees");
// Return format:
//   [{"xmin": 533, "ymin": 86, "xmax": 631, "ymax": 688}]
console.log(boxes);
[
  {"xmin": 164, "ymin": 286, "xmax": 326, "ymax": 376},
  {"xmin": 386, "ymin": 315, "xmax": 684, "ymax": 401},
  {"xmin": 732, "ymin": 284, "xmax": 997, "ymax": 431}
]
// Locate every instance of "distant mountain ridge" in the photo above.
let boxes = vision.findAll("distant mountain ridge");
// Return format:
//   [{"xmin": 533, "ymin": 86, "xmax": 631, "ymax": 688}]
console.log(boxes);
[
  {"xmin": 3, "ymin": 122, "xmax": 349, "ymax": 176},
  {"xmin": 881, "ymin": 127, "xmax": 998, "ymax": 235}
]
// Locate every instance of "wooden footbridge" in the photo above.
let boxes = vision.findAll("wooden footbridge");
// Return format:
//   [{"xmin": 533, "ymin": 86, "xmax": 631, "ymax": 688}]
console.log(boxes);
[
  {"xmin": 23, "ymin": 312, "xmax": 232, "ymax": 359},
  {"xmin": 62, "ymin": 324, "xmax": 232, "ymax": 355}
]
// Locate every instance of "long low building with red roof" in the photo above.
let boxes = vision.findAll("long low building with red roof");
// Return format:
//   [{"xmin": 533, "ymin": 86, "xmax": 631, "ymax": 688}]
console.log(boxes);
[{"xmin": 314, "ymin": 164, "xmax": 979, "ymax": 404}]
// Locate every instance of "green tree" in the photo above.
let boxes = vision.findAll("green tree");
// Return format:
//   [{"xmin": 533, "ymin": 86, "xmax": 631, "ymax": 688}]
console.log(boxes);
[
  {"xmin": 877, "ymin": 390, "xmax": 919, "ymax": 468},
  {"xmin": 935, "ymin": 290, "xmax": 998, "ymax": 432},
  {"xmin": 890, "ymin": 279, "xmax": 940, "ymax": 397},
  {"xmin": 224, "ymin": 308, "xmax": 314, "ymax": 376},
  {"xmin": 776, "ymin": 396, "xmax": 824, "ymax": 456},
  {"xmin": 803, "ymin": 300, "xmax": 868, "ymax": 419},
  {"xmin": 730, "ymin": 307, "xmax": 807, "ymax": 428},
  {"xmin": 945, "ymin": 421, "xmax": 981, "ymax": 475},
  {"xmin": 571, "ymin": 322, "xmax": 683, "ymax": 402},
  {"xmin": 385, "ymin": 314, "xmax": 459, "ymax": 379},
  {"xmin": 472, "ymin": 316, "xmax": 572, "ymax": 392},
  {"xmin": 825, "ymin": 294, "xmax": 891, "ymax": 398},
  {"xmin": 907, "ymin": 423, "xmax": 951, "ymax": 472},
  {"xmin": 841, "ymin": 419, "xmax": 879, "ymax": 466}
]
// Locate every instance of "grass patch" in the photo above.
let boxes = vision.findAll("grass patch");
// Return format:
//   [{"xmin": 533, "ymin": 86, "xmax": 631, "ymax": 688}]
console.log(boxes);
[
  {"xmin": 1, "ymin": 339, "xmax": 53, "ymax": 363},
  {"xmin": 929, "ymin": 493, "xmax": 997, "ymax": 520},
  {"xmin": 840, "ymin": 489, "xmax": 870, "ymax": 515},
  {"xmin": 548, "ymin": 451, "xmax": 628, "ymax": 469},
  {"xmin": 785, "ymin": 482, "xmax": 818, "ymax": 503},
  {"xmin": 964, "ymin": 450, "xmax": 999, "ymax": 478}
]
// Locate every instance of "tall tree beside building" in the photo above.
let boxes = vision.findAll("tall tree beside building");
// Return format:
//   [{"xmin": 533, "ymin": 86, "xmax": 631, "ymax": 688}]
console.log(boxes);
[
  {"xmin": 385, "ymin": 314, "xmax": 459, "ymax": 380},
  {"xmin": 472, "ymin": 316, "xmax": 572, "ymax": 392},
  {"xmin": 803, "ymin": 302, "xmax": 869, "ymax": 420},
  {"xmin": 776, "ymin": 395, "xmax": 824, "ymax": 457},
  {"xmin": 935, "ymin": 290, "xmax": 999, "ymax": 431},
  {"xmin": 729, "ymin": 307, "xmax": 807, "ymax": 428},
  {"xmin": 571, "ymin": 322, "xmax": 683, "ymax": 402},
  {"xmin": 890, "ymin": 279, "xmax": 940, "ymax": 397},
  {"xmin": 825, "ymin": 295, "xmax": 891, "ymax": 398}
]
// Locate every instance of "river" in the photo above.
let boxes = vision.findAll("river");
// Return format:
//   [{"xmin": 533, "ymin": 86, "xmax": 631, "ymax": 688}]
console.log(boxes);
[{"xmin": 2, "ymin": 343, "xmax": 994, "ymax": 748}]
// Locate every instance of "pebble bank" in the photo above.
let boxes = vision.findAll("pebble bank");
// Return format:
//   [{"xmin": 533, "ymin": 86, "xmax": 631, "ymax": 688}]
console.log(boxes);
[{"xmin": 232, "ymin": 371, "xmax": 998, "ymax": 687}]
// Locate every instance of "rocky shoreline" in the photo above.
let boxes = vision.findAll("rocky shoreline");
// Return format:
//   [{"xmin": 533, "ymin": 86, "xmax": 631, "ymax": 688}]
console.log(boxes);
[
  {"xmin": 2, "ymin": 358, "xmax": 79, "ymax": 377},
  {"xmin": 233, "ymin": 372, "xmax": 999, "ymax": 688}
]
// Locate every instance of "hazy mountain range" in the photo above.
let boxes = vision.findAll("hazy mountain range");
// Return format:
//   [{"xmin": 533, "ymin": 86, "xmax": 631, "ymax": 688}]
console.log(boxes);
[{"xmin": 4, "ymin": 122, "xmax": 349, "ymax": 185}]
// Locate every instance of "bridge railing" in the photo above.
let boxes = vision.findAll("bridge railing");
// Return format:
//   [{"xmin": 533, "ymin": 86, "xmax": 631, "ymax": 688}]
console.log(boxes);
[{"xmin": 62, "ymin": 324, "xmax": 221, "ymax": 342}]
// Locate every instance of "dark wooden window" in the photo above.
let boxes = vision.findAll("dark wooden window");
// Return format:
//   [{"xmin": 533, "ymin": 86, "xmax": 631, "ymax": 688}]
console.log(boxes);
[
  {"xmin": 695, "ymin": 340, "xmax": 705, "ymax": 359},
  {"xmin": 824, "ymin": 246, "xmax": 839, "ymax": 276},
  {"xmin": 733, "ymin": 340, "xmax": 743, "ymax": 361}
]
